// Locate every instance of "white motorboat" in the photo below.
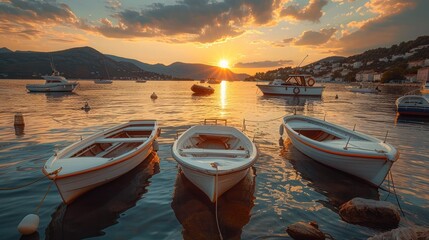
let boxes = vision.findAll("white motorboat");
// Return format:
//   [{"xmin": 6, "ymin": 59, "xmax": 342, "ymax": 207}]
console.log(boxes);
[
  {"xmin": 282, "ymin": 115, "xmax": 399, "ymax": 187},
  {"xmin": 136, "ymin": 79, "xmax": 147, "ymax": 83},
  {"xmin": 256, "ymin": 75, "xmax": 324, "ymax": 96},
  {"xmin": 207, "ymin": 78, "xmax": 221, "ymax": 84},
  {"xmin": 26, "ymin": 64, "xmax": 79, "ymax": 92},
  {"xmin": 43, "ymin": 120, "xmax": 161, "ymax": 204},
  {"xmin": 396, "ymin": 94, "xmax": 429, "ymax": 116},
  {"xmin": 172, "ymin": 119, "xmax": 258, "ymax": 202},
  {"xmin": 94, "ymin": 79, "xmax": 112, "ymax": 84},
  {"xmin": 191, "ymin": 84, "xmax": 214, "ymax": 94}
]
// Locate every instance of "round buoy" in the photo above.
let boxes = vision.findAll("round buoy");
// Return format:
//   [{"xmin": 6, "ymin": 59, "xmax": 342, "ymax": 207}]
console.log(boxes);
[
  {"xmin": 153, "ymin": 140, "xmax": 159, "ymax": 152},
  {"xmin": 151, "ymin": 92, "xmax": 158, "ymax": 99},
  {"xmin": 14, "ymin": 113, "xmax": 25, "ymax": 126},
  {"xmin": 279, "ymin": 124, "xmax": 284, "ymax": 136},
  {"xmin": 17, "ymin": 214, "xmax": 39, "ymax": 235}
]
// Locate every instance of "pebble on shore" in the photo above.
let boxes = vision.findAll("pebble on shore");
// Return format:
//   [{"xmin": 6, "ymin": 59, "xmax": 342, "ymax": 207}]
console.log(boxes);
[
  {"xmin": 286, "ymin": 221, "xmax": 325, "ymax": 240},
  {"xmin": 339, "ymin": 197, "xmax": 400, "ymax": 229}
]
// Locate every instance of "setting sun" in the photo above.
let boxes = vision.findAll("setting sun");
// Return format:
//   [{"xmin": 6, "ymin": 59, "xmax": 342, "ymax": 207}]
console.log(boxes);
[{"xmin": 219, "ymin": 59, "xmax": 230, "ymax": 69}]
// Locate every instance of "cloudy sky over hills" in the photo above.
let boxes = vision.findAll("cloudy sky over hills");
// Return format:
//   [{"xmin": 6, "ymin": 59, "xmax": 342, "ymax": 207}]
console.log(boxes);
[{"xmin": 0, "ymin": 0, "xmax": 427, "ymax": 74}]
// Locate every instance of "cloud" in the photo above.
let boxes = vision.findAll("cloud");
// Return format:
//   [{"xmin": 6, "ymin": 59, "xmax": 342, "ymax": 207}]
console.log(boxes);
[
  {"xmin": 0, "ymin": 0, "xmax": 79, "ymax": 39},
  {"xmin": 294, "ymin": 28, "xmax": 336, "ymax": 45},
  {"xmin": 333, "ymin": 0, "xmax": 428, "ymax": 55},
  {"xmin": 234, "ymin": 60, "xmax": 294, "ymax": 68},
  {"xmin": 281, "ymin": 0, "xmax": 328, "ymax": 22},
  {"xmin": 86, "ymin": 0, "xmax": 284, "ymax": 43},
  {"xmin": 105, "ymin": 0, "xmax": 121, "ymax": 11}
]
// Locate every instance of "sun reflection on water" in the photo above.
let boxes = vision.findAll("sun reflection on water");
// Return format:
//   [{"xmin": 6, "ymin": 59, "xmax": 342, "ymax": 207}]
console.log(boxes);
[{"xmin": 220, "ymin": 80, "xmax": 227, "ymax": 109}]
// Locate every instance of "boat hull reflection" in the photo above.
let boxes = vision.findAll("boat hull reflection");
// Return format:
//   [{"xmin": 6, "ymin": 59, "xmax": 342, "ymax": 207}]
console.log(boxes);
[
  {"xmin": 45, "ymin": 153, "xmax": 160, "ymax": 240},
  {"xmin": 282, "ymin": 139, "xmax": 379, "ymax": 211},
  {"xmin": 171, "ymin": 167, "xmax": 256, "ymax": 240}
]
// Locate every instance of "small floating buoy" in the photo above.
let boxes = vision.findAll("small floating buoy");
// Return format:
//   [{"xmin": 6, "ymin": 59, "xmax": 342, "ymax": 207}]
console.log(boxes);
[
  {"xmin": 335, "ymin": 94, "xmax": 339, "ymax": 99},
  {"xmin": 17, "ymin": 214, "xmax": 39, "ymax": 235},
  {"xmin": 153, "ymin": 140, "xmax": 159, "ymax": 152},
  {"xmin": 81, "ymin": 101, "xmax": 91, "ymax": 111},
  {"xmin": 279, "ymin": 124, "xmax": 284, "ymax": 136},
  {"xmin": 14, "ymin": 112, "xmax": 25, "ymax": 126},
  {"xmin": 150, "ymin": 92, "xmax": 158, "ymax": 99}
]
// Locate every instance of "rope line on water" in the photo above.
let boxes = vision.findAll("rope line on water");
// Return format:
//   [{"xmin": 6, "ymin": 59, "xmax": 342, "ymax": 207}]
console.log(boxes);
[
  {"xmin": 35, "ymin": 175, "xmax": 56, "ymax": 215},
  {"xmin": 389, "ymin": 171, "xmax": 405, "ymax": 217},
  {"xmin": 0, "ymin": 167, "xmax": 61, "ymax": 191}
]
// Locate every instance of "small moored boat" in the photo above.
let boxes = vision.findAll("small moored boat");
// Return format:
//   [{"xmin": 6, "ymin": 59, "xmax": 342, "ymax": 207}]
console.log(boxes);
[
  {"xmin": 191, "ymin": 84, "xmax": 214, "ymax": 94},
  {"xmin": 396, "ymin": 94, "xmax": 429, "ymax": 116},
  {"xmin": 256, "ymin": 75, "xmax": 324, "ymax": 96},
  {"xmin": 172, "ymin": 119, "xmax": 258, "ymax": 202},
  {"xmin": 349, "ymin": 84, "xmax": 380, "ymax": 93},
  {"xmin": 282, "ymin": 115, "xmax": 399, "ymax": 187},
  {"xmin": 43, "ymin": 120, "xmax": 161, "ymax": 204},
  {"xmin": 94, "ymin": 79, "xmax": 112, "ymax": 84}
]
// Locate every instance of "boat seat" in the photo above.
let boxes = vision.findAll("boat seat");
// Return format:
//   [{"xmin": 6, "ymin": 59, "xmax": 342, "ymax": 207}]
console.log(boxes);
[
  {"xmin": 180, "ymin": 148, "xmax": 248, "ymax": 157},
  {"xmin": 96, "ymin": 137, "xmax": 148, "ymax": 143},
  {"xmin": 123, "ymin": 127, "xmax": 153, "ymax": 131}
]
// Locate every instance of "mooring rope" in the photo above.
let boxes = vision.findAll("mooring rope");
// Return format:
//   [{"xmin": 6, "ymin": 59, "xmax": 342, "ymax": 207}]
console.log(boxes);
[
  {"xmin": 35, "ymin": 175, "xmax": 57, "ymax": 215},
  {"xmin": 0, "ymin": 168, "xmax": 61, "ymax": 191},
  {"xmin": 211, "ymin": 162, "xmax": 223, "ymax": 240},
  {"xmin": 389, "ymin": 171, "xmax": 405, "ymax": 217}
]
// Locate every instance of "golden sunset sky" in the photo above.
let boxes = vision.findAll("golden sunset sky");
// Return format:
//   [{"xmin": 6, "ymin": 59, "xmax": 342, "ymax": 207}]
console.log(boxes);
[{"xmin": 0, "ymin": 0, "xmax": 428, "ymax": 75}]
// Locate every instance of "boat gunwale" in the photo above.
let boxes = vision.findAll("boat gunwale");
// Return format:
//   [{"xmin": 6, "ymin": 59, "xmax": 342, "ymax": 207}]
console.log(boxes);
[{"xmin": 43, "ymin": 120, "xmax": 159, "ymax": 179}]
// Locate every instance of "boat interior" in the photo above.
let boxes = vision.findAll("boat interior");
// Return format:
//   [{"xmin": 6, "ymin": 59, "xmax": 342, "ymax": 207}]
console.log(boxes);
[
  {"xmin": 70, "ymin": 125, "xmax": 154, "ymax": 159},
  {"xmin": 295, "ymin": 129, "xmax": 342, "ymax": 142},
  {"xmin": 180, "ymin": 133, "xmax": 249, "ymax": 158}
]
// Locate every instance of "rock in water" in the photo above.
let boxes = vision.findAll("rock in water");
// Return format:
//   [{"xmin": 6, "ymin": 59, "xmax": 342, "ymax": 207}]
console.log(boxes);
[
  {"xmin": 17, "ymin": 214, "xmax": 39, "ymax": 235},
  {"xmin": 286, "ymin": 221, "xmax": 325, "ymax": 240},
  {"xmin": 368, "ymin": 226, "xmax": 429, "ymax": 240},
  {"xmin": 339, "ymin": 197, "xmax": 400, "ymax": 228}
]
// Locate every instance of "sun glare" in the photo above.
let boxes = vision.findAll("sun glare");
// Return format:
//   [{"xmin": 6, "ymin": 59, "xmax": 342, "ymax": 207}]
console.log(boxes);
[{"xmin": 219, "ymin": 59, "xmax": 229, "ymax": 69}]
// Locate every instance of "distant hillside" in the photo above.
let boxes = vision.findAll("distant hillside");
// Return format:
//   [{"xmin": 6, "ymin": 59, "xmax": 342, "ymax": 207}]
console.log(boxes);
[
  {"xmin": 0, "ymin": 47, "xmax": 171, "ymax": 79},
  {"xmin": 107, "ymin": 55, "xmax": 249, "ymax": 81},
  {"xmin": 248, "ymin": 35, "xmax": 429, "ymax": 80},
  {"xmin": 0, "ymin": 47, "xmax": 12, "ymax": 53},
  {"xmin": 305, "ymin": 56, "xmax": 346, "ymax": 66}
]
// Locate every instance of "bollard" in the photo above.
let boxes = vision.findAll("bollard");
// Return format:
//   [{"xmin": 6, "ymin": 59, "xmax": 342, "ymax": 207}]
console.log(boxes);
[{"xmin": 14, "ymin": 113, "xmax": 25, "ymax": 126}]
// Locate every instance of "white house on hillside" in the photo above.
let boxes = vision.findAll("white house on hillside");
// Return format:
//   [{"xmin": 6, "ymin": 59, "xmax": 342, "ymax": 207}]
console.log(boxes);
[{"xmin": 353, "ymin": 61, "xmax": 363, "ymax": 69}]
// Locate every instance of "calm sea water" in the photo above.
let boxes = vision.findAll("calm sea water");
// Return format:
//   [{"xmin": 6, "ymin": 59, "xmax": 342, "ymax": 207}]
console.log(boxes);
[{"xmin": 0, "ymin": 80, "xmax": 428, "ymax": 240}]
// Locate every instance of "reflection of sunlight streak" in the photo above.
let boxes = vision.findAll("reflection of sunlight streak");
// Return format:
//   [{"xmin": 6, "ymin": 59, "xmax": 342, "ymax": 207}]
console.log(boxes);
[{"xmin": 220, "ymin": 81, "xmax": 226, "ymax": 109}]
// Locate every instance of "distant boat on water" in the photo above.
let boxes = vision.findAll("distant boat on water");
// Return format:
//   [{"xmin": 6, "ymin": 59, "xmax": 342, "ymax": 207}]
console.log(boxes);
[
  {"xmin": 191, "ymin": 84, "xmax": 214, "ymax": 95},
  {"xmin": 26, "ymin": 62, "xmax": 79, "ymax": 92},
  {"xmin": 349, "ymin": 83, "xmax": 380, "ymax": 94},
  {"xmin": 94, "ymin": 59, "xmax": 113, "ymax": 84},
  {"xmin": 136, "ymin": 79, "xmax": 147, "ymax": 83},
  {"xmin": 256, "ymin": 74, "xmax": 324, "ymax": 96},
  {"xmin": 396, "ymin": 94, "xmax": 429, "ymax": 116},
  {"xmin": 207, "ymin": 78, "xmax": 221, "ymax": 84}
]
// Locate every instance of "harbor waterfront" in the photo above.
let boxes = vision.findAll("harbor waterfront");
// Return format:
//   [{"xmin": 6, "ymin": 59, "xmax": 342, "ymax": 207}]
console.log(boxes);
[{"xmin": 0, "ymin": 80, "xmax": 428, "ymax": 239}]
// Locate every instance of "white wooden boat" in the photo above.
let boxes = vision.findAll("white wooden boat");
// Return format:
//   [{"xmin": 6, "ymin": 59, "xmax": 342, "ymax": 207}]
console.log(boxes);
[
  {"xmin": 282, "ymin": 115, "xmax": 399, "ymax": 187},
  {"xmin": 257, "ymin": 75, "xmax": 324, "ymax": 96},
  {"xmin": 26, "ymin": 70, "xmax": 79, "ymax": 92},
  {"xmin": 43, "ymin": 120, "xmax": 161, "ymax": 204},
  {"xmin": 396, "ymin": 95, "xmax": 429, "ymax": 116},
  {"xmin": 191, "ymin": 84, "xmax": 214, "ymax": 94},
  {"xmin": 172, "ymin": 119, "xmax": 258, "ymax": 202}
]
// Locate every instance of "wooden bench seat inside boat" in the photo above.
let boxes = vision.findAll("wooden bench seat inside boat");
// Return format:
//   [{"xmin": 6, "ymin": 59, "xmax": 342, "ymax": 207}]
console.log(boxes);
[
  {"xmin": 122, "ymin": 127, "xmax": 154, "ymax": 131},
  {"xmin": 180, "ymin": 148, "xmax": 248, "ymax": 157},
  {"xmin": 295, "ymin": 129, "xmax": 341, "ymax": 141},
  {"xmin": 96, "ymin": 137, "xmax": 148, "ymax": 143}
]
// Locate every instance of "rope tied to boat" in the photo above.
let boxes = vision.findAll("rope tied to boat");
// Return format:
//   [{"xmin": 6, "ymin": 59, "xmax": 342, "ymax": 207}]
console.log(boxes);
[
  {"xmin": 0, "ymin": 167, "xmax": 62, "ymax": 191},
  {"xmin": 211, "ymin": 162, "xmax": 224, "ymax": 240}
]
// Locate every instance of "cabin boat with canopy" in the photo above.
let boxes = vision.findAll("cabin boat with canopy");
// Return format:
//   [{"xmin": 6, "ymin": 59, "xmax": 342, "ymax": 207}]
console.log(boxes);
[
  {"xmin": 256, "ymin": 74, "xmax": 324, "ymax": 96},
  {"xmin": 26, "ymin": 65, "xmax": 79, "ymax": 92}
]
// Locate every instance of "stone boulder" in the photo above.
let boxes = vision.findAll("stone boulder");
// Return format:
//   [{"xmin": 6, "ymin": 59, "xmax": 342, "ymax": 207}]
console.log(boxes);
[
  {"xmin": 286, "ymin": 221, "xmax": 325, "ymax": 240},
  {"xmin": 368, "ymin": 226, "xmax": 429, "ymax": 240},
  {"xmin": 339, "ymin": 198, "xmax": 400, "ymax": 229}
]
